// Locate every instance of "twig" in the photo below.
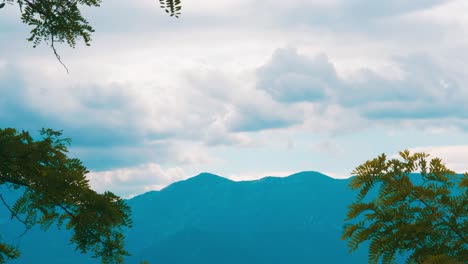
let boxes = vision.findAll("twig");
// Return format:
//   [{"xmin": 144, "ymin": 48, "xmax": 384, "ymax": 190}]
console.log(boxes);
[
  {"xmin": 0, "ymin": 193, "xmax": 31, "ymax": 238},
  {"xmin": 51, "ymin": 35, "xmax": 69, "ymax": 73}
]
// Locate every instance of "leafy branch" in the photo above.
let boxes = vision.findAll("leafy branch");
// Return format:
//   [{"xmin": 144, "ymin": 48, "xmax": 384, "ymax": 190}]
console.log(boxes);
[
  {"xmin": 343, "ymin": 150, "xmax": 468, "ymax": 263},
  {"xmin": 0, "ymin": 128, "xmax": 132, "ymax": 264},
  {"xmin": 0, "ymin": 0, "xmax": 182, "ymax": 72}
]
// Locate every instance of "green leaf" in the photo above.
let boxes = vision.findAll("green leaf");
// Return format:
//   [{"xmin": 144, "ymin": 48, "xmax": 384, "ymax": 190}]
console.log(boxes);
[{"xmin": 343, "ymin": 150, "xmax": 468, "ymax": 264}]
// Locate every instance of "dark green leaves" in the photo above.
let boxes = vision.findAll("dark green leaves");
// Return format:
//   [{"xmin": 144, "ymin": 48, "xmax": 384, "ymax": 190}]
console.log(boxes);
[
  {"xmin": 9, "ymin": 0, "xmax": 182, "ymax": 71},
  {"xmin": 15, "ymin": 0, "xmax": 182, "ymax": 50},
  {"xmin": 20, "ymin": 0, "xmax": 100, "ymax": 48},
  {"xmin": 159, "ymin": 0, "xmax": 182, "ymax": 18},
  {"xmin": 0, "ymin": 244, "xmax": 20, "ymax": 263},
  {"xmin": 0, "ymin": 128, "xmax": 132, "ymax": 264}
]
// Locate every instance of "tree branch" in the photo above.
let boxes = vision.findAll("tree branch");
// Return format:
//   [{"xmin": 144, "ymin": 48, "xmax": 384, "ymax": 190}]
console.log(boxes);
[
  {"xmin": 413, "ymin": 194, "xmax": 467, "ymax": 244},
  {"xmin": 20, "ymin": 0, "xmax": 70, "ymax": 73},
  {"xmin": 0, "ymin": 193, "xmax": 32, "ymax": 237},
  {"xmin": 50, "ymin": 35, "xmax": 69, "ymax": 73}
]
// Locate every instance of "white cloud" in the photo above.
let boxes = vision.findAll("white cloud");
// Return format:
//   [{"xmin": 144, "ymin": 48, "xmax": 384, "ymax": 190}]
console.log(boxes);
[
  {"xmin": 321, "ymin": 170, "xmax": 351, "ymax": 179},
  {"xmin": 406, "ymin": 145, "xmax": 468, "ymax": 173},
  {"xmin": 314, "ymin": 139, "xmax": 346, "ymax": 158},
  {"xmin": 226, "ymin": 170, "xmax": 300, "ymax": 182},
  {"xmin": 301, "ymin": 103, "xmax": 368, "ymax": 135},
  {"xmin": 88, "ymin": 163, "xmax": 187, "ymax": 198},
  {"xmin": 256, "ymin": 48, "xmax": 468, "ymax": 131},
  {"xmin": 2, "ymin": 0, "xmax": 468, "ymax": 197},
  {"xmin": 256, "ymin": 48, "xmax": 338, "ymax": 103}
]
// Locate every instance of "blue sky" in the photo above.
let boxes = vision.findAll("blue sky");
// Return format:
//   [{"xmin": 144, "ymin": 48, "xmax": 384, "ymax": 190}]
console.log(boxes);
[{"xmin": 1, "ymin": 0, "xmax": 468, "ymax": 197}]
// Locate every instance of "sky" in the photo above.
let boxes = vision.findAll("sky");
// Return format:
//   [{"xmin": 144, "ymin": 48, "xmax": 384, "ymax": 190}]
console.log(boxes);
[{"xmin": 1, "ymin": 0, "xmax": 468, "ymax": 197}]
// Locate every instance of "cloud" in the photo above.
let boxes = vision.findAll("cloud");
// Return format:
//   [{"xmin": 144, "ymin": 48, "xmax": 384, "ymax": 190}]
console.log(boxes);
[
  {"xmin": 256, "ymin": 48, "xmax": 338, "ymax": 103},
  {"xmin": 81, "ymin": 0, "xmax": 452, "ymax": 36},
  {"xmin": 0, "ymin": 64, "xmax": 30, "ymax": 123},
  {"xmin": 353, "ymin": 54, "xmax": 468, "ymax": 120},
  {"xmin": 339, "ymin": 0, "xmax": 448, "ymax": 19},
  {"xmin": 226, "ymin": 170, "xmax": 301, "ymax": 182},
  {"xmin": 363, "ymin": 101, "xmax": 464, "ymax": 120},
  {"xmin": 225, "ymin": 101, "xmax": 303, "ymax": 132},
  {"xmin": 202, "ymin": 119, "xmax": 253, "ymax": 146},
  {"xmin": 184, "ymin": 67, "xmax": 304, "ymax": 132},
  {"xmin": 87, "ymin": 162, "xmax": 188, "ymax": 198},
  {"xmin": 2, "ymin": 0, "xmax": 467, "ymax": 198},
  {"xmin": 256, "ymin": 48, "xmax": 468, "ymax": 131},
  {"xmin": 0, "ymin": 64, "xmax": 238, "ymax": 170},
  {"xmin": 2, "ymin": 58, "xmax": 301, "ymax": 173},
  {"xmin": 313, "ymin": 138, "xmax": 345, "ymax": 158},
  {"xmin": 0, "ymin": 64, "xmax": 62, "ymax": 130},
  {"xmin": 70, "ymin": 138, "xmax": 220, "ymax": 173},
  {"xmin": 258, "ymin": 0, "xmax": 450, "ymax": 32},
  {"xmin": 392, "ymin": 145, "xmax": 468, "ymax": 174}
]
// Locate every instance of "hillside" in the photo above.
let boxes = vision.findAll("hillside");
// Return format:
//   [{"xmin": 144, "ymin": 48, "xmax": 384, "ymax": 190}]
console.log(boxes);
[{"xmin": 2, "ymin": 171, "xmax": 378, "ymax": 263}]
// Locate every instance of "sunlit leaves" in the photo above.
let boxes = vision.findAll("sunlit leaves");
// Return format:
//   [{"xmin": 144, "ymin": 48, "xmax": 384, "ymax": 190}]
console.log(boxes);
[{"xmin": 342, "ymin": 150, "xmax": 468, "ymax": 264}]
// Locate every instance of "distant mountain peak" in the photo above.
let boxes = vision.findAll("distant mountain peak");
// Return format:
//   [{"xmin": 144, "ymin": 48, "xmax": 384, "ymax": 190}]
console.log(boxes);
[
  {"xmin": 289, "ymin": 171, "xmax": 331, "ymax": 177},
  {"xmin": 189, "ymin": 172, "xmax": 233, "ymax": 183},
  {"xmin": 195, "ymin": 172, "xmax": 223, "ymax": 178},
  {"xmin": 255, "ymin": 171, "xmax": 336, "ymax": 183},
  {"xmin": 160, "ymin": 172, "xmax": 232, "ymax": 192}
]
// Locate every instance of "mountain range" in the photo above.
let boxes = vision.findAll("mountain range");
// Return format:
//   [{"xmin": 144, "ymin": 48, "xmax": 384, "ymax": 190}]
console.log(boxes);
[{"xmin": 2, "ymin": 171, "xmax": 389, "ymax": 263}]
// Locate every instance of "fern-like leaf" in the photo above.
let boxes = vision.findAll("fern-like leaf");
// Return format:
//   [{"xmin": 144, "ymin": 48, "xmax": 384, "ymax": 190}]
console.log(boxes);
[{"xmin": 159, "ymin": 0, "xmax": 182, "ymax": 18}]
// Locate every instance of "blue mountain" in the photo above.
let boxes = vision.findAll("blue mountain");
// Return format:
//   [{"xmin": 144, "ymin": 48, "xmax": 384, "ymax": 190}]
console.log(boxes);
[{"xmin": 2, "ymin": 171, "xmax": 378, "ymax": 263}]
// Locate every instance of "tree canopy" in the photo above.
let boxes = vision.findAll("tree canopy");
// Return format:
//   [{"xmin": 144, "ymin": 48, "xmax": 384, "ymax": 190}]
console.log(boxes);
[
  {"xmin": 0, "ymin": 128, "xmax": 132, "ymax": 264},
  {"xmin": 342, "ymin": 150, "xmax": 468, "ymax": 264},
  {"xmin": 0, "ymin": 0, "xmax": 182, "ymax": 71}
]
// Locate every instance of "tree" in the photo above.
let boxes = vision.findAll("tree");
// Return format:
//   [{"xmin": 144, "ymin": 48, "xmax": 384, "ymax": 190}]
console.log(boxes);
[
  {"xmin": 0, "ymin": 128, "xmax": 132, "ymax": 264},
  {"xmin": 342, "ymin": 150, "xmax": 468, "ymax": 264},
  {"xmin": 0, "ymin": 0, "xmax": 182, "ymax": 71}
]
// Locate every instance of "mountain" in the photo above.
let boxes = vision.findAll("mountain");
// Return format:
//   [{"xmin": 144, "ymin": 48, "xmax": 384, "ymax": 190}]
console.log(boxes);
[{"xmin": 2, "ymin": 171, "xmax": 380, "ymax": 263}]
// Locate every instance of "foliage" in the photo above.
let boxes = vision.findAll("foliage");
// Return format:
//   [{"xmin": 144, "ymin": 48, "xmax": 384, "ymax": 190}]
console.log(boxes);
[
  {"xmin": 342, "ymin": 150, "xmax": 468, "ymax": 264},
  {"xmin": 0, "ymin": 244, "xmax": 19, "ymax": 264},
  {"xmin": 0, "ymin": 0, "xmax": 182, "ymax": 71},
  {"xmin": 0, "ymin": 128, "xmax": 132, "ymax": 264},
  {"xmin": 159, "ymin": 0, "xmax": 181, "ymax": 18}
]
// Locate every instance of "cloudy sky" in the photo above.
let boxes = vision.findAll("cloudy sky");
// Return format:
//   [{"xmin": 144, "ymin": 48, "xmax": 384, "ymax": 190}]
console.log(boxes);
[{"xmin": 1, "ymin": 0, "xmax": 468, "ymax": 197}]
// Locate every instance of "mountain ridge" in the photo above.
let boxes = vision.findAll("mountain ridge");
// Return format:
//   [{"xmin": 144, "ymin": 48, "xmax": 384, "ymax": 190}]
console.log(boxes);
[
  {"xmin": 124, "ymin": 171, "xmax": 367, "ymax": 263},
  {"xmin": 3, "ymin": 170, "xmax": 404, "ymax": 264},
  {"xmin": 129, "ymin": 170, "xmax": 342, "ymax": 201}
]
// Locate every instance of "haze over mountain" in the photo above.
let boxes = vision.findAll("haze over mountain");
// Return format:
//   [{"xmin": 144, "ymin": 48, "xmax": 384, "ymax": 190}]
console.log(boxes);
[{"xmin": 2, "ymin": 171, "xmax": 393, "ymax": 263}]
